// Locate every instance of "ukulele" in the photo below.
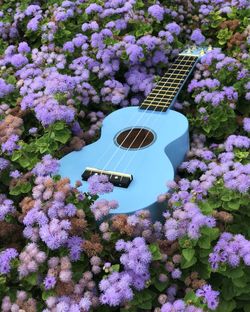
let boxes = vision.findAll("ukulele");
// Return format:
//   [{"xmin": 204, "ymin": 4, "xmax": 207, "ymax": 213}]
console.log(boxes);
[{"xmin": 59, "ymin": 46, "xmax": 209, "ymax": 220}]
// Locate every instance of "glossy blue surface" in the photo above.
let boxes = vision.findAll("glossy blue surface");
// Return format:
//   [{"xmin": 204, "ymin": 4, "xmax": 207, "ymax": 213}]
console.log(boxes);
[{"xmin": 59, "ymin": 107, "xmax": 189, "ymax": 220}]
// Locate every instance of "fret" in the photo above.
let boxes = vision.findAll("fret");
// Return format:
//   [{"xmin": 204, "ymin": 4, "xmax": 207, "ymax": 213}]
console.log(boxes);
[
  {"xmin": 155, "ymin": 84, "xmax": 182, "ymax": 90},
  {"xmin": 161, "ymin": 73, "xmax": 185, "ymax": 78},
  {"xmin": 147, "ymin": 91, "xmax": 176, "ymax": 97},
  {"xmin": 172, "ymin": 64, "xmax": 195, "ymax": 68},
  {"xmin": 171, "ymin": 60, "xmax": 196, "ymax": 65},
  {"xmin": 143, "ymin": 99, "xmax": 171, "ymax": 105},
  {"xmin": 173, "ymin": 60, "xmax": 195, "ymax": 65},
  {"xmin": 153, "ymin": 85, "xmax": 180, "ymax": 89},
  {"xmin": 140, "ymin": 105, "xmax": 168, "ymax": 112},
  {"xmin": 167, "ymin": 69, "xmax": 189, "ymax": 74},
  {"xmin": 160, "ymin": 77, "xmax": 184, "ymax": 82},
  {"xmin": 150, "ymin": 91, "xmax": 176, "ymax": 96},
  {"xmin": 151, "ymin": 87, "xmax": 179, "ymax": 94},
  {"xmin": 155, "ymin": 82, "xmax": 181, "ymax": 88},
  {"xmin": 142, "ymin": 103, "xmax": 169, "ymax": 108},
  {"xmin": 146, "ymin": 102, "xmax": 170, "ymax": 107},
  {"xmin": 139, "ymin": 54, "xmax": 199, "ymax": 112}
]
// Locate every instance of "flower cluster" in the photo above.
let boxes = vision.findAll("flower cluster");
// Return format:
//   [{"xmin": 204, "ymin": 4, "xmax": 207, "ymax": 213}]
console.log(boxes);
[
  {"xmin": 18, "ymin": 243, "xmax": 47, "ymax": 277},
  {"xmin": 164, "ymin": 202, "xmax": 215, "ymax": 240},
  {"xmin": 0, "ymin": 248, "xmax": 18, "ymax": 274},
  {"xmin": 209, "ymin": 232, "xmax": 250, "ymax": 269},
  {"xmin": 0, "ymin": 194, "xmax": 16, "ymax": 221},
  {"xmin": 196, "ymin": 284, "xmax": 220, "ymax": 311}
]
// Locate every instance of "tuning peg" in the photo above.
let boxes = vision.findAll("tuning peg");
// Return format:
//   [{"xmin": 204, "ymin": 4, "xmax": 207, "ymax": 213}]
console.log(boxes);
[
  {"xmin": 191, "ymin": 45, "xmax": 197, "ymax": 51},
  {"xmin": 200, "ymin": 49, "xmax": 205, "ymax": 56}
]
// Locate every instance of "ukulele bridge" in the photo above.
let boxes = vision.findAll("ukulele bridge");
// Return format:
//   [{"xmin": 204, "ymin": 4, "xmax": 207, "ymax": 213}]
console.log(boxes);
[{"xmin": 82, "ymin": 167, "xmax": 133, "ymax": 188}]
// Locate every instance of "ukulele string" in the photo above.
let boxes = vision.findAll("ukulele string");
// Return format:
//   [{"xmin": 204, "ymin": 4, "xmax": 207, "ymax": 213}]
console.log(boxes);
[
  {"xmin": 100, "ymin": 55, "xmax": 185, "ymax": 174},
  {"xmin": 114, "ymin": 55, "xmax": 193, "ymax": 173},
  {"xmin": 91, "ymin": 106, "xmax": 144, "ymax": 170},
  {"xmin": 117, "ymin": 56, "xmax": 196, "ymax": 176}
]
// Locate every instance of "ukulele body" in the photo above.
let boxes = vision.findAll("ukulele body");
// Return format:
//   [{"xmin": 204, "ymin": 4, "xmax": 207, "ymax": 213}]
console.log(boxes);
[{"xmin": 59, "ymin": 106, "xmax": 189, "ymax": 220}]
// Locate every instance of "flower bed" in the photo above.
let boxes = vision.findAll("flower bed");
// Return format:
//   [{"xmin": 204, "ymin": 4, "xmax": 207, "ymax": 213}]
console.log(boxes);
[{"xmin": 0, "ymin": 0, "xmax": 249, "ymax": 311}]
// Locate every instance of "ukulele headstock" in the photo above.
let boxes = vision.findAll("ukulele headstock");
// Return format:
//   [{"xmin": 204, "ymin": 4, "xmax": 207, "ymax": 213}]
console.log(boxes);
[{"xmin": 179, "ymin": 45, "xmax": 212, "ymax": 59}]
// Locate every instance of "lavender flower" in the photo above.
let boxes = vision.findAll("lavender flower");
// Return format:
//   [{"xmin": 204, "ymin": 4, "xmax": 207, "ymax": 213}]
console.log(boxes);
[
  {"xmin": 0, "ymin": 248, "xmax": 18, "ymax": 274},
  {"xmin": 0, "ymin": 157, "xmax": 10, "ymax": 172},
  {"xmin": 243, "ymin": 118, "xmax": 250, "ymax": 132},
  {"xmin": 44, "ymin": 275, "xmax": 57, "ymax": 289},
  {"xmin": 0, "ymin": 194, "xmax": 16, "ymax": 221},
  {"xmin": 148, "ymin": 5, "xmax": 165, "ymax": 21},
  {"xmin": 209, "ymin": 233, "xmax": 250, "ymax": 269},
  {"xmin": 196, "ymin": 284, "xmax": 220, "ymax": 310},
  {"xmin": 87, "ymin": 174, "xmax": 114, "ymax": 195},
  {"xmin": 190, "ymin": 29, "xmax": 205, "ymax": 45},
  {"xmin": 1, "ymin": 134, "xmax": 19, "ymax": 154},
  {"xmin": 32, "ymin": 154, "xmax": 59, "ymax": 176}
]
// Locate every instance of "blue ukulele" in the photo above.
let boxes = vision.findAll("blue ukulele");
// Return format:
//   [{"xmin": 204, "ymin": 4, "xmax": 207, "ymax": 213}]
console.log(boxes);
[{"xmin": 59, "ymin": 47, "xmax": 209, "ymax": 220}]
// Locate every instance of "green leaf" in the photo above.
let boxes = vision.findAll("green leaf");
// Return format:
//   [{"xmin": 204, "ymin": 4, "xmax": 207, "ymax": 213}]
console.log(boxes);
[
  {"xmin": 233, "ymin": 277, "xmax": 247, "ymax": 288},
  {"xmin": 217, "ymin": 300, "xmax": 236, "ymax": 312},
  {"xmin": 149, "ymin": 243, "xmax": 162, "ymax": 261},
  {"xmin": 53, "ymin": 128, "xmax": 70, "ymax": 144},
  {"xmin": 153, "ymin": 277, "xmax": 169, "ymax": 292},
  {"xmin": 181, "ymin": 256, "xmax": 197, "ymax": 269},
  {"xmin": 226, "ymin": 200, "xmax": 240, "ymax": 211},
  {"xmin": 111, "ymin": 264, "xmax": 120, "ymax": 272},
  {"xmin": 182, "ymin": 249, "xmax": 195, "ymax": 262},
  {"xmin": 221, "ymin": 267, "xmax": 244, "ymax": 279},
  {"xmin": 198, "ymin": 236, "xmax": 211, "ymax": 249},
  {"xmin": 25, "ymin": 273, "xmax": 38, "ymax": 286},
  {"xmin": 20, "ymin": 182, "xmax": 32, "ymax": 193},
  {"xmin": 222, "ymin": 281, "xmax": 236, "ymax": 301},
  {"xmin": 11, "ymin": 150, "xmax": 22, "ymax": 161},
  {"xmin": 140, "ymin": 300, "xmax": 152, "ymax": 310},
  {"xmin": 42, "ymin": 290, "xmax": 55, "ymax": 300},
  {"xmin": 18, "ymin": 157, "xmax": 30, "ymax": 168},
  {"xmin": 184, "ymin": 290, "xmax": 200, "ymax": 305},
  {"xmin": 53, "ymin": 121, "xmax": 66, "ymax": 131}
]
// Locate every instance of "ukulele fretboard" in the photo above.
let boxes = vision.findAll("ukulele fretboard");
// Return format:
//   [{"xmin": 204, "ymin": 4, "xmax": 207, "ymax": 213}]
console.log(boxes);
[{"xmin": 140, "ymin": 55, "xmax": 198, "ymax": 112}]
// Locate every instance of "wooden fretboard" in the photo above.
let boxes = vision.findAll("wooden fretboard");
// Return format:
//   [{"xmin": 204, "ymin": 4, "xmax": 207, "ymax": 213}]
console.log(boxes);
[{"xmin": 140, "ymin": 55, "xmax": 198, "ymax": 112}]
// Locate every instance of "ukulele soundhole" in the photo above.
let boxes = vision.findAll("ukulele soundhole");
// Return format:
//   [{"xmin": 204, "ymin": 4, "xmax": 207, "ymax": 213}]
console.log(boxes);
[{"xmin": 115, "ymin": 127, "xmax": 155, "ymax": 149}]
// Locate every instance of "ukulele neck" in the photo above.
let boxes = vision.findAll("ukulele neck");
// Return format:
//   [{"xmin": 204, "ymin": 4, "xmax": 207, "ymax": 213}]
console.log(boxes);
[{"xmin": 140, "ymin": 54, "xmax": 199, "ymax": 112}]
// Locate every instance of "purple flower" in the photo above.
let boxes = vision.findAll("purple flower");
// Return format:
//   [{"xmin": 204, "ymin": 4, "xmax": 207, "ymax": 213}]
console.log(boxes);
[
  {"xmin": 29, "ymin": 127, "xmax": 38, "ymax": 135},
  {"xmin": 10, "ymin": 54, "xmax": 28, "ymax": 68},
  {"xmin": 67, "ymin": 236, "xmax": 83, "ymax": 261},
  {"xmin": 10, "ymin": 170, "xmax": 21, "ymax": 178},
  {"xmin": 87, "ymin": 174, "xmax": 113, "ymax": 195},
  {"xmin": 209, "ymin": 233, "xmax": 250, "ymax": 269},
  {"xmin": 99, "ymin": 272, "xmax": 133, "ymax": 306},
  {"xmin": 0, "ymin": 157, "xmax": 10, "ymax": 172},
  {"xmin": 0, "ymin": 248, "xmax": 18, "ymax": 274},
  {"xmin": 191, "ymin": 29, "xmax": 205, "ymax": 45},
  {"xmin": 165, "ymin": 22, "xmax": 181, "ymax": 35},
  {"xmin": 91, "ymin": 199, "xmax": 118, "ymax": 220},
  {"xmin": 32, "ymin": 154, "xmax": 59, "ymax": 176},
  {"xmin": 44, "ymin": 275, "xmax": 56, "ymax": 289},
  {"xmin": 243, "ymin": 118, "xmax": 250, "ymax": 132},
  {"xmin": 171, "ymin": 268, "xmax": 182, "ymax": 279},
  {"xmin": 18, "ymin": 42, "xmax": 31, "ymax": 53},
  {"xmin": 0, "ymin": 194, "xmax": 16, "ymax": 221},
  {"xmin": 196, "ymin": 284, "xmax": 220, "ymax": 310},
  {"xmin": 85, "ymin": 3, "xmax": 103, "ymax": 14},
  {"xmin": 79, "ymin": 297, "xmax": 92, "ymax": 311},
  {"xmin": 0, "ymin": 79, "xmax": 14, "ymax": 98},
  {"xmin": 1, "ymin": 134, "xmax": 19, "ymax": 154},
  {"xmin": 148, "ymin": 5, "xmax": 165, "ymax": 21}
]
